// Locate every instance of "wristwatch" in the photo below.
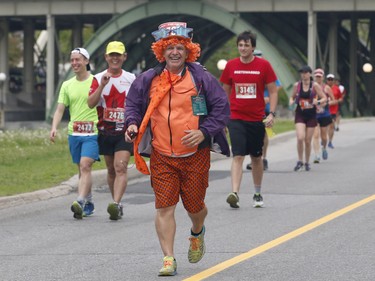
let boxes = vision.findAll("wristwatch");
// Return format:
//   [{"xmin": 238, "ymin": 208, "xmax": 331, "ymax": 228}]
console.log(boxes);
[{"xmin": 269, "ymin": 111, "xmax": 276, "ymax": 117}]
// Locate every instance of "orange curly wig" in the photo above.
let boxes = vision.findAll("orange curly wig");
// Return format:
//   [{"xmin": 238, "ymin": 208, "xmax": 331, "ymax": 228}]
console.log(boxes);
[{"xmin": 151, "ymin": 37, "xmax": 201, "ymax": 63}]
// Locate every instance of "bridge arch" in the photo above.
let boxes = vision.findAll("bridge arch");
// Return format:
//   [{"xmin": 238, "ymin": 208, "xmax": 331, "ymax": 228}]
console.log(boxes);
[{"xmin": 52, "ymin": 0, "xmax": 296, "ymax": 117}]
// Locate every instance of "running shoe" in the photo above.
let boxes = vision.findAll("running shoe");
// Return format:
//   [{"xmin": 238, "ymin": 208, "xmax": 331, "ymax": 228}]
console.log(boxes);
[
  {"xmin": 253, "ymin": 194, "xmax": 264, "ymax": 208},
  {"xmin": 313, "ymin": 155, "xmax": 320, "ymax": 164},
  {"xmin": 305, "ymin": 163, "xmax": 311, "ymax": 171},
  {"xmin": 107, "ymin": 202, "xmax": 123, "ymax": 220},
  {"xmin": 294, "ymin": 161, "xmax": 304, "ymax": 171},
  {"xmin": 263, "ymin": 159, "xmax": 268, "ymax": 171},
  {"xmin": 71, "ymin": 200, "xmax": 84, "ymax": 219},
  {"xmin": 328, "ymin": 141, "xmax": 334, "ymax": 149},
  {"xmin": 83, "ymin": 201, "xmax": 95, "ymax": 217},
  {"xmin": 226, "ymin": 192, "xmax": 239, "ymax": 208},
  {"xmin": 119, "ymin": 203, "xmax": 124, "ymax": 217},
  {"xmin": 322, "ymin": 148, "xmax": 328, "ymax": 160},
  {"xmin": 188, "ymin": 226, "xmax": 206, "ymax": 263},
  {"xmin": 247, "ymin": 161, "xmax": 268, "ymax": 170},
  {"xmin": 158, "ymin": 256, "xmax": 177, "ymax": 276}
]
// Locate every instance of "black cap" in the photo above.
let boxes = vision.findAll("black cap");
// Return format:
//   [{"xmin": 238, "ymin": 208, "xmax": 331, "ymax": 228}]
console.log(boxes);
[{"xmin": 299, "ymin": 65, "xmax": 312, "ymax": 73}]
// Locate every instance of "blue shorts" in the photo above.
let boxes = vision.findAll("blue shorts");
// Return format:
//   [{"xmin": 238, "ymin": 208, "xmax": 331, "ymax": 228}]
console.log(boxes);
[
  {"xmin": 68, "ymin": 135, "xmax": 100, "ymax": 164},
  {"xmin": 317, "ymin": 115, "xmax": 332, "ymax": 127}
]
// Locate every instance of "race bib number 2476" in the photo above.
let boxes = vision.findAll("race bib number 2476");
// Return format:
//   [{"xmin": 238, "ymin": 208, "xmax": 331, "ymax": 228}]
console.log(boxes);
[{"xmin": 103, "ymin": 108, "xmax": 125, "ymax": 122}]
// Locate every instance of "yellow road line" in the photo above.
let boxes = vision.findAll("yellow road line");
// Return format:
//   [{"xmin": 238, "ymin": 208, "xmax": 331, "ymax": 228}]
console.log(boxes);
[{"xmin": 184, "ymin": 194, "xmax": 375, "ymax": 281}]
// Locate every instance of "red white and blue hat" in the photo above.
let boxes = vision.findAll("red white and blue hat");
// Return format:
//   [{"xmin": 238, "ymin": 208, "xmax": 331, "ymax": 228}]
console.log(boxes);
[{"xmin": 152, "ymin": 22, "xmax": 193, "ymax": 42}]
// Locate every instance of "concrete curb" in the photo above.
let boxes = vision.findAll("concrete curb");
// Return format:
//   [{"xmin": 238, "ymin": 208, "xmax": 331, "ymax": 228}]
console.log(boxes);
[
  {"xmin": 0, "ymin": 130, "xmax": 295, "ymax": 210},
  {"xmin": 0, "ymin": 161, "xmax": 146, "ymax": 210},
  {"xmin": 2, "ymin": 117, "xmax": 369, "ymax": 210},
  {"xmin": 0, "ymin": 132, "xmax": 294, "ymax": 210}
]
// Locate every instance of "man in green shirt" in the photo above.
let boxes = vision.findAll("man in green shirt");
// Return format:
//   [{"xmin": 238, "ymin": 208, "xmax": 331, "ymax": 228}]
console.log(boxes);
[{"xmin": 50, "ymin": 48, "xmax": 99, "ymax": 219}]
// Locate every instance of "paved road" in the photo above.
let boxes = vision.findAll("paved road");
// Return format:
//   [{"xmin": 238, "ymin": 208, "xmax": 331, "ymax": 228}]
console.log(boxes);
[{"xmin": 1, "ymin": 118, "xmax": 375, "ymax": 281}]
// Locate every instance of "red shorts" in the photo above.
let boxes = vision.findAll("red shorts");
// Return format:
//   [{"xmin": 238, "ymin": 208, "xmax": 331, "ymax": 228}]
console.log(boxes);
[{"xmin": 150, "ymin": 147, "xmax": 210, "ymax": 213}]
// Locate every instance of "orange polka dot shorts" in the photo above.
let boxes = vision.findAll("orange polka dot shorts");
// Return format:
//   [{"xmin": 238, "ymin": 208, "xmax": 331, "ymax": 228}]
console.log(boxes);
[{"xmin": 150, "ymin": 147, "xmax": 210, "ymax": 213}]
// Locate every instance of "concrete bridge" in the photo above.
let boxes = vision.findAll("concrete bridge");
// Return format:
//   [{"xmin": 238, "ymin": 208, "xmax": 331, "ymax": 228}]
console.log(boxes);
[{"xmin": 0, "ymin": 0, "xmax": 374, "ymax": 126}]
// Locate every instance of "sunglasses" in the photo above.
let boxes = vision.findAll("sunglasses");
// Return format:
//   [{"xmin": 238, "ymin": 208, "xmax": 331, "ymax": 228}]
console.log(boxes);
[{"xmin": 327, "ymin": 78, "xmax": 334, "ymax": 81}]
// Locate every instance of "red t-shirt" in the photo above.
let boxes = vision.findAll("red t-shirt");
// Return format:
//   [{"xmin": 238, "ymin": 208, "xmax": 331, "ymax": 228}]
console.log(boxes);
[
  {"xmin": 220, "ymin": 57, "xmax": 277, "ymax": 121},
  {"xmin": 329, "ymin": 84, "xmax": 342, "ymax": 115}
]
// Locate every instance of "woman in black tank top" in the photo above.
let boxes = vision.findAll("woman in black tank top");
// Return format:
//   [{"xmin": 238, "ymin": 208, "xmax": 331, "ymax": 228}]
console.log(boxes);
[{"xmin": 289, "ymin": 65, "xmax": 326, "ymax": 172}]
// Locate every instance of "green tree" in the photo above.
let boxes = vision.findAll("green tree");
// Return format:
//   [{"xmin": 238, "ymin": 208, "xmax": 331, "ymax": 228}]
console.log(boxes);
[
  {"xmin": 8, "ymin": 33, "xmax": 22, "ymax": 67},
  {"xmin": 204, "ymin": 36, "xmax": 237, "ymax": 78}
]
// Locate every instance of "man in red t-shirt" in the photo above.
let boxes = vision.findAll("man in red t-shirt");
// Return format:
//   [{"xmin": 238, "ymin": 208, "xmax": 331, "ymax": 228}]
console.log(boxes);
[
  {"xmin": 220, "ymin": 30, "xmax": 278, "ymax": 208},
  {"xmin": 326, "ymin": 73, "xmax": 342, "ymax": 148}
]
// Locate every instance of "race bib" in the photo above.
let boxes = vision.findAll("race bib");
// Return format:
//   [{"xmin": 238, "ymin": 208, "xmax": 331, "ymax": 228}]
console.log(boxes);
[
  {"xmin": 235, "ymin": 83, "xmax": 256, "ymax": 99},
  {"xmin": 72, "ymin": 121, "xmax": 94, "ymax": 135},
  {"xmin": 103, "ymin": 108, "xmax": 125, "ymax": 122},
  {"xmin": 316, "ymin": 105, "xmax": 324, "ymax": 113},
  {"xmin": 299, "ymin": 98, "xmax": 313, "ymax": 110}
]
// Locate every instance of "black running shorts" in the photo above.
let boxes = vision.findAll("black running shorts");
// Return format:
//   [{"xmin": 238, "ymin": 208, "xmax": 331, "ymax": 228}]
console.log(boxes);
[
  {"xmin": 98, "ymin": 133, "xmax": 133, "ymax": 156},
  {"xmin": 227, "ymin": 119, "xmax": 265, "ymax": 157}
]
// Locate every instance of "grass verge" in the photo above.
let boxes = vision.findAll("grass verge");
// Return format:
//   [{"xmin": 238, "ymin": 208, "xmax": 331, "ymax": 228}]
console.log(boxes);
[
  {"xmin": 0, "ymin": 118, "xmax": 294, "ymax": 196},
  {"xmin": 0, "ymin": 128, "xmax": 105, "ymax": 196}
]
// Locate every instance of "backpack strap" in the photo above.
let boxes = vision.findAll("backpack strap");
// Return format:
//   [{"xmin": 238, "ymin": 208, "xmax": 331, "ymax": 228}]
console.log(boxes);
[
  {"xmin": 310, "ymin": 81, "xmax": 316, "ymax": 99},
  {"xmin": 295, "ymin": 81, "xmax": 301, "ymax": 104},
  {"xmin": 296, "ymin": 80, "xmax": 315, "ymax": 104}
]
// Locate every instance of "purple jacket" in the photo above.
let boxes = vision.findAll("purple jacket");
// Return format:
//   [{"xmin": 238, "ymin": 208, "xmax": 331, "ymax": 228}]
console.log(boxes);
[{"xmin": 125, "ymin": 62, "xmax": 230, "ymax": 157}]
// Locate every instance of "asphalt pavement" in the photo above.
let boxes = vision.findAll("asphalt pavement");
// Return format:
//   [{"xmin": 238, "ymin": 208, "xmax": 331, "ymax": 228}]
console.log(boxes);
[{"xmin": 1, "ymin": 117, "xmax": 375, "ymax": 281}]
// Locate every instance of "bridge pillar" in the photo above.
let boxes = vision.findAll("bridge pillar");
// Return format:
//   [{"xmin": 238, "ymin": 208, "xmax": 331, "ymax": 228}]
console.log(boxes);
[
  {"xmin": 328, "ymin": 15, "xmax": 338, "ymax": 75},
  {"xmin": 307, "ymin": 10, "xmax": 317, "ymax": 70},
  {"xmin": 369, "ymin": 19, "xmax": 375, "ymax": 115},
  {"xmin": 23, "ymin": 18, "xmax": 36, "ymax": 104},
  {"xmin": 349, "ymin": 15, "xmax": 358, "ymax": 117},
  {"xmin": 72, "ymin": 20, "xmax": 83, "ymax": 49},
  {"xmin": 45, "ymin": 14, "xmax": 56, "ymax": 120},
  {"xmin": 0, "ymin": 19, "xmax": 9, "ymax": 106}
]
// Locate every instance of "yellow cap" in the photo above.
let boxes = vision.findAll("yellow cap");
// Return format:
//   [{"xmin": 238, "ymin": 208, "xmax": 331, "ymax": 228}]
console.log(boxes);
[{"xmin": 106, "ymin": 41, "xmax": 126, "ymax": 54}]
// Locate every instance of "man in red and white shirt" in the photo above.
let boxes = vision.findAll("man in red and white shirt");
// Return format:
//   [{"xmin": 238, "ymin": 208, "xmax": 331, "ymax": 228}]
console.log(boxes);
[
  {"xmin": 334, "ymin": 77, "xmax": 346, "ymax": 131},
  {"xmin": 88, "ymin": 41, "xmax": 135, "ymax": 220},
  {"xmin": 326, "ymin": 73, "xmax": 342, "ymax": 149},
  {"xmin": 220, "ymin": 31, "xmax": 278, "ymax": 208}
]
